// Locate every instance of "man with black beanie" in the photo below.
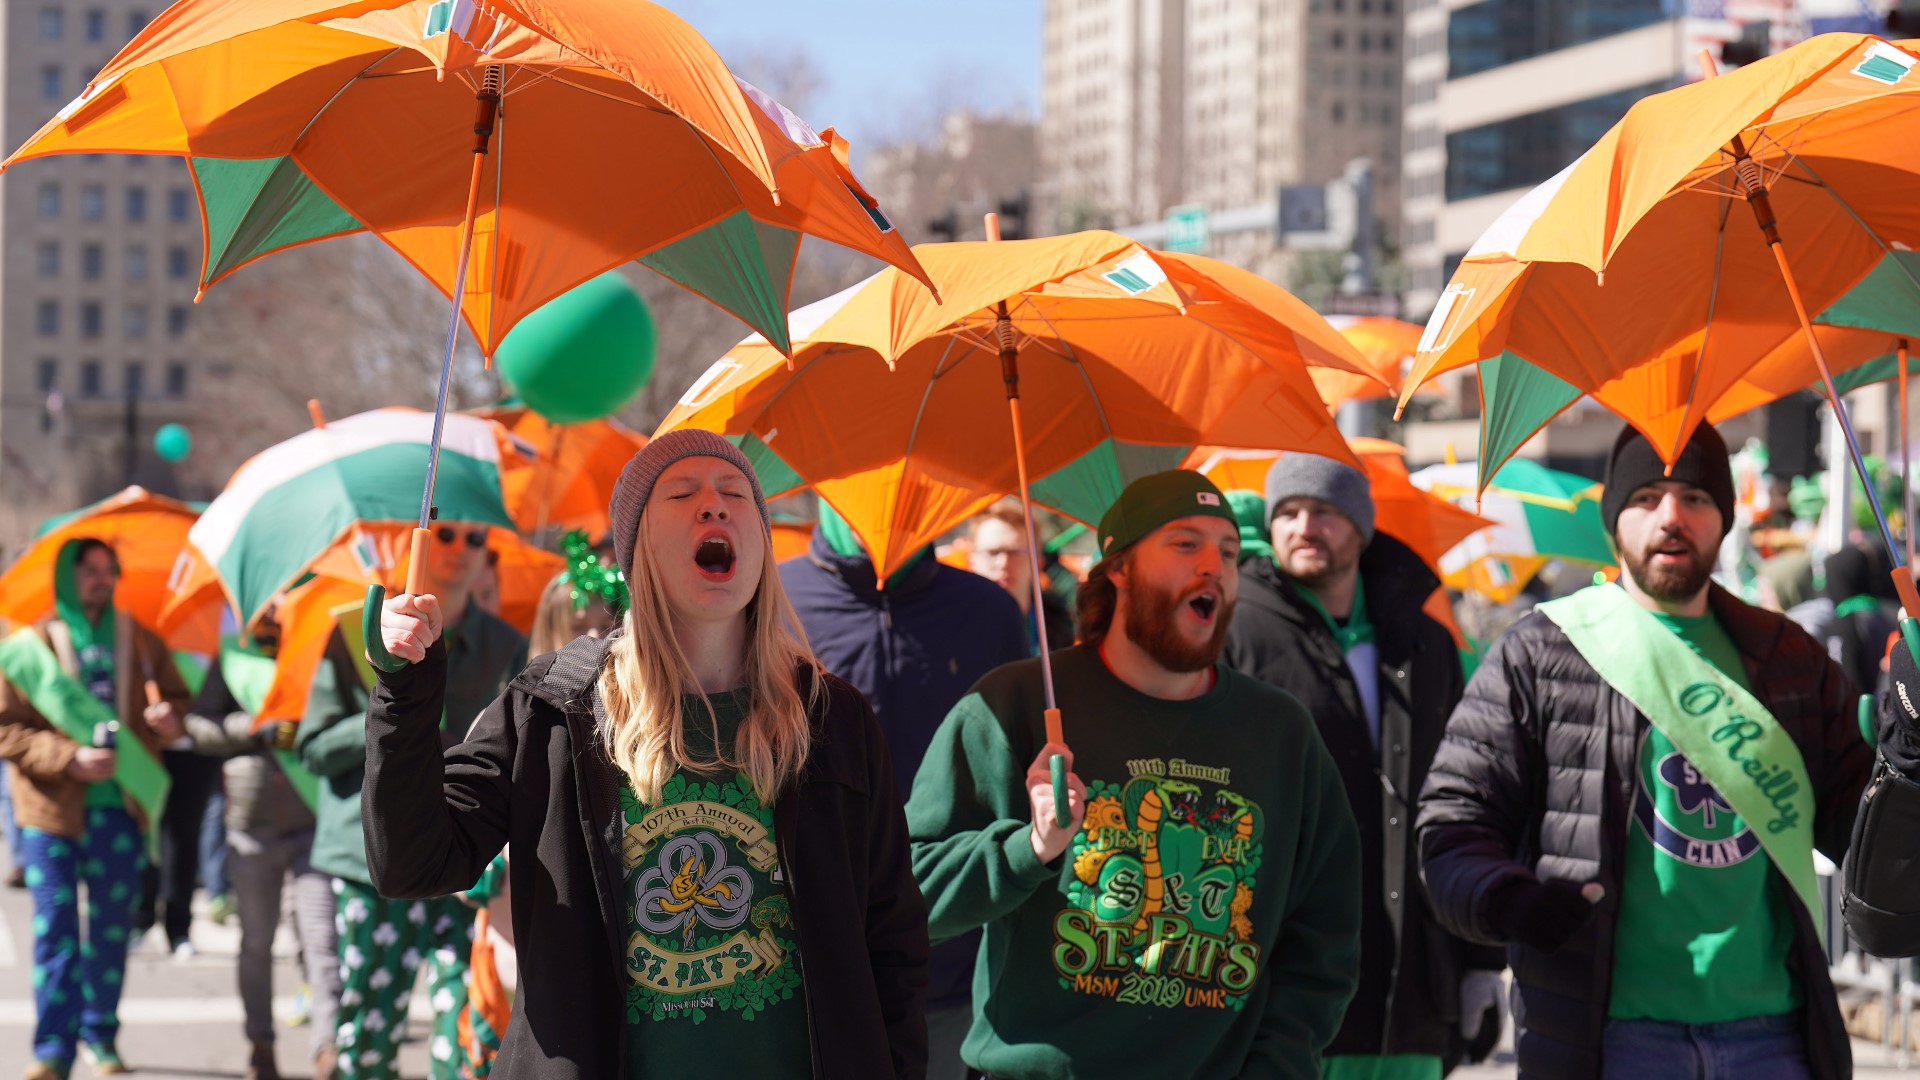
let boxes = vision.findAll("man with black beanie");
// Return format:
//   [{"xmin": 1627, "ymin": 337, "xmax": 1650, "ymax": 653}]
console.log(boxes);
[{"xmin": 1418, "ymin": 422, "xmax": 1872, "ymax": 1080}]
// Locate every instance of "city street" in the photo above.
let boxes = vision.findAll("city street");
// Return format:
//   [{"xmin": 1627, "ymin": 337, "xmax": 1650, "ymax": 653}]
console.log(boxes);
[{"xmin": 0, "ymin": 862, "xmax": 429, "ymax": 1078}]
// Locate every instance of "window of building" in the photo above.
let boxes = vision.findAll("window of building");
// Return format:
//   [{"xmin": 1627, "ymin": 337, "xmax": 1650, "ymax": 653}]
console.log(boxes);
[
  {"xmin": 81, "ymin": 185, "xmax": 104, "ymax": 221},
  {"xmin": 81, "ymin": 361, "xmax": 103, "ymax": 398},
  {"xmin": 1331, "ymin": 28, "xmax": 1345, "ymax": 48},
  {"xmin": 82, "ymin": 244, "xmax": 103, "ymax": 280},
  {"xmin": 126, "ymin": 245, "xmax": 148, "ymax": 280},
  {"xmin": 38, "ymin": 183, "xmax": 61, "ymax": 220},
  {"xmin": 41, "ymin": 66, "xmax": 62, "ymax": 101},
  {"xmin": 38, "ymin": 359, "xmax": 59, "ymax": 393},
  {"xmin": 128, "ymin": 10, "xmax": 149, "ymax": 39},
  {"xmin": 1382, "ymin": 30, "xmax": 1395, "ymax": 50},
  {"xmin": 81, "ymin": 302, "xmax": 102, "ymax": 338},
  {"xmin": 168, "ymin": 305, "xmax": 189, "ymax": 338},
  {"xmin": 165, "ymin": 361, "xmax": 188, "ymax": 398},
  {"xmin": 85, "ymin": 9, "xmax": 105, "ymax": 41},
  {"xmin": 37, "ymin": 301, "xmax": 60, "ymax": 337},
  {"xmin": 1449, "ymin": 0, "xmax": 1668, "ymax": 80},
  {"xmin": 124, "ymin": 362, "xmax": 145, "ymax": 400},
  {"xmin": 126, "ymin": 305, "xmax": 149, "ymax": 338},
  {"xmin": 1332, "ymin": 101, "xmax": 1346, "ymax": 123},
  {"xmin": 168, "ymin": 246, "xmax": 190, "ymax": 279},
  {"xmin": 1447, "ymin": 80, "xmax": 1668, "ymax": 201},
  {"xmin": 168, "ymin": 188, "xmax": 192, "ymax": 222},
  {"xmin": 126, "ymin": 187, "xmax": 148, "ymax": 222},
  {"xmin": 41, "ymin": 7, "xmax": 62, "ymax": 40},
  {"xmin": 37, "ymin": 242, "xmax": 61, "ymax": 278},
  {"xmin": 1359, "ymin": 31, "xmax": 1372, "ymax": 51}
]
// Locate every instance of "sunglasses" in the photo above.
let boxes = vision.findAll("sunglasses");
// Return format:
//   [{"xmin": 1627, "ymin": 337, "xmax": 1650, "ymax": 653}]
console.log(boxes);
[{"xmin": 435, "ymin": 526, "xmax": 490, "ymax": 549}]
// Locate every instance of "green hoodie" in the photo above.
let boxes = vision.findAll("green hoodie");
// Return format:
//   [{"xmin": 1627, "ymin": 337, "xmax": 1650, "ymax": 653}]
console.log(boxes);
[{"xmin": 905, "ymin": 645, "xmax": 1361, "ymax": 1080}]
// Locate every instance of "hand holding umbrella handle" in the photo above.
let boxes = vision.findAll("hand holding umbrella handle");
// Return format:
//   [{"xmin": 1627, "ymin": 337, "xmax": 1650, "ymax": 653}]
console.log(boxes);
[
  {"xmin": 1045, "ymin": 707, "xmax": 1069, "ymax": 827},
  {"xmin": 365, "ymin": 528, "xmax": 433, "ymax": 674}
]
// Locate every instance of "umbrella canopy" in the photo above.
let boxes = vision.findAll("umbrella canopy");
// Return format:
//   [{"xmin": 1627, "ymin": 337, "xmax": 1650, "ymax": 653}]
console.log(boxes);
[
  {"xmin": 0, "ymin": 487, "xmax": 219, "ymax": 652},
  {"xmin": 1308, "ymin": 316, "xmax": 1427, "ymax": 409},
  {"xmin": 1407, "ymin": 34, "xmax": 1920, "ymax": 489},
  {"xmin": 472, "ymin": 405, "xmax": 647, "ymax": 539},
  {"xmin": 188, "ymin": 407, "xmax": 520, "ymax": 631},
  {"xmin": 1409, "ymin": 460, "xmax": 1615, "ymax": 603},
  {"xmin": 659, "ymin": 230, "xmax": 1375, "ymax": 579},
  {"xmin": 2, "ymin": 0, "xmax": 930, "ymax": 355}
]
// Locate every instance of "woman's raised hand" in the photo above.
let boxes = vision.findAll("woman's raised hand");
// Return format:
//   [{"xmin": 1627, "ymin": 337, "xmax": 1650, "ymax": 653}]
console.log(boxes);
[{"xmin": 379, "ymin": 592, "xmax": 443, "ymax": 665}]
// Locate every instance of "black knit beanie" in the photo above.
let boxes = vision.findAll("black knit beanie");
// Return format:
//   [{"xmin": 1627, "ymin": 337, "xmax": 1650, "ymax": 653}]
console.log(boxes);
[{"xmin": 1600, "ymin": 422, "xmax": 1735, "ymax": 537}]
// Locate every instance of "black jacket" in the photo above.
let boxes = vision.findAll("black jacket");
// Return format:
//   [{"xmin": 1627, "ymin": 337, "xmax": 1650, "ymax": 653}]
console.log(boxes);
[
  {"xmin": 361, "ymin": 634, "xmax": 930, "ymax": 1080},
  {"xmin": 1417, "ymin": 585, "xmax": 1868, "ymax": 1080},
  {"xmin": 1842, "ymin": 678, "xmax": 1920, "ymax": 957},
  {"xmin": 1224, "ymin": 536, "xmax": 1496, "ymax": 1062}
]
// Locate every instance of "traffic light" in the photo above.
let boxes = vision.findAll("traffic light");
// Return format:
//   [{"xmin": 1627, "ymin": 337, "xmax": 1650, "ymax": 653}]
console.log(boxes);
[
  {"xmin": 927, "ymin": 208, "xmax": 959, "ymax": 243},
  {"xmin": 1893, "ymin": 1, "xmax": 1920, "ymax": 33},
  {"xmin": 1719, "ymin": 21, "xmax": 1770, "ymax": 68},
  {"xmin": 997, "ymin": 192, "xmax": 1030, "ymax": 240}
]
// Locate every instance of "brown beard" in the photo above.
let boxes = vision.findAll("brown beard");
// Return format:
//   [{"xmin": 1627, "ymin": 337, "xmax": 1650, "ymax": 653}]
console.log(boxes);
[
  {"xmin": 1621, "ymin": 532, "xmax": 1716, "ymax": 602},
  {"xmin": 1122, "ymin": 575, "xmax": 1235, "ymax": 673}
]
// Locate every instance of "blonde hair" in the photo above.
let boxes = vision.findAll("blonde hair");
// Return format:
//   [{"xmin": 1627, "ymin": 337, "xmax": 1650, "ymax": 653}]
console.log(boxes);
[
  {"xmin": 528, "ymin": 574, "xmax": 576, "ymax": 658},
  {"xmin": 595, "ymin": 524, "xmax": 821, "ymax": 806}
]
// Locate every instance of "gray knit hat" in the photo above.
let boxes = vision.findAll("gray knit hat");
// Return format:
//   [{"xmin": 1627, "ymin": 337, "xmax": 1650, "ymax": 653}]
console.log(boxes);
[
  {"xmin": 608, "ymin": 429, "xmax": 769, "ymax": 581},
  {"xmin": 1263, "ymin": 453, "xmax": 1375, "ymax": 543}
]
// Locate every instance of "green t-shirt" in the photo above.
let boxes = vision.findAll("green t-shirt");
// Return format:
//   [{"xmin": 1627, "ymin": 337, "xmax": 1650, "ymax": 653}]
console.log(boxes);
[
  {"xmin": 905, "ymin": 645, "xmax": 1362, "ymax": 1080},
  {"xmin": 619, "ymin": 689, "xmax": 810, "ymax": 1079},
  {"xmin": 1608, "ymin": 611, "xmax": 1801, "ymax": 1023}
]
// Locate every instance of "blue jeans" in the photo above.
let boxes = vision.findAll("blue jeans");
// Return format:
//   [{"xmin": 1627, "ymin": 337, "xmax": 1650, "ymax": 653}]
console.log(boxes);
[
  {"xmin": 21, "ymin": 807, "xmax": 146, "ymax": 1063},
  {"xmin": 199, "ymin": 789, "xmax": 228, "ymax": 897},
  {"xmin": 1602, "ymin": 1013, "xmax": 1812, "ymax": 1080},
  {"xmin": 1, "ymin": 767, "xmax": 22, "ymax": 870}
]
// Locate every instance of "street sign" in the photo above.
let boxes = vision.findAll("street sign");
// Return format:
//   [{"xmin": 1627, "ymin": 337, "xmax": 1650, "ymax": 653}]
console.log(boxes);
[
  {"xmin": 1165, "ymin": 204, "xmax": 1209, "ymax": 253},
  {"xmin": 1279, "ymin": 184, "xmax": 1329, "ymax": 236}
]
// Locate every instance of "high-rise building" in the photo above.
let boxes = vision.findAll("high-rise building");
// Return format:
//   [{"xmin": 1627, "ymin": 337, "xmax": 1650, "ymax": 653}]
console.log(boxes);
[
  {"xmin": 1400, "ymin": 0, "xmax": 1889, "ymax": 316},
  {"xmin": 1039, "ymin": 0, "xmax": 1406, "ymax": 277},
  {"xmin": 1, "ymin": 1, "xmax": 202, "ymax": 552}
]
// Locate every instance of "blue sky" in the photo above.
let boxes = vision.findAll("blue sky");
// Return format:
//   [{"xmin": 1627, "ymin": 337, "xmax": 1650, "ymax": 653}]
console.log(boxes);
[{"xmin": 665, "ymin": 1, "xmax": 1042, "ymax": 146}]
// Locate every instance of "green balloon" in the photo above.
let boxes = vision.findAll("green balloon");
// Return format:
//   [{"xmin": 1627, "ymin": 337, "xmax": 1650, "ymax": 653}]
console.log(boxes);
[
  {"xmin": 154, "ymin": 423, "xmax": 192, "ymax": 463},
  {"xmin": 495, "ymin": 272, "xmax": 657, "ymax": 424}
]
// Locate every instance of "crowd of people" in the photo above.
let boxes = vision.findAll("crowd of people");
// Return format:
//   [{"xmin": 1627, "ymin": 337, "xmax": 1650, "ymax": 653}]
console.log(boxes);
[{"xmin": 7, "ymin": 420, "xmax": 1920, "ymax": 1079}]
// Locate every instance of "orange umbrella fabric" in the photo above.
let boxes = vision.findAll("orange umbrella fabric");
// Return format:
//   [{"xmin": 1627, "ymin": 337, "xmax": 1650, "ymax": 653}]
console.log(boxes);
[
  {"xmin": 661, "ymin": 231, "xmax": 1375, "ymax": 579},
  {"xmin": 2, "ymin": 0, "xmax": 930, "ymax": 355},
  {"xmin": 1310, "ymin": 316, "xmax": 1425, "ymax": 409},
  {"xmin": 0, "ymin": 487, "xmax": 219, "ymax": 653},
  {"xmin": 476, "ymin": 406, "xmax": 647, "ymax": 539},
  {"xmin": 1406, "ymin": 34, "xmax": 1920, "ymax": 484}
]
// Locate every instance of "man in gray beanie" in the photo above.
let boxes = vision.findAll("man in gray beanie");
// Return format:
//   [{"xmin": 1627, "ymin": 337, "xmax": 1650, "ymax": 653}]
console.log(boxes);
[{"xmin": 1224, "ymin": 452, "xmax": 1501, "ymax": 1077}]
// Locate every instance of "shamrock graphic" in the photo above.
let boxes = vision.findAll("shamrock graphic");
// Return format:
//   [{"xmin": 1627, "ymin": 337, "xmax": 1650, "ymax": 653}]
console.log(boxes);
[{"xmin": 1657, "ymin": 753, "xmax": 1734, "ymax": 829}]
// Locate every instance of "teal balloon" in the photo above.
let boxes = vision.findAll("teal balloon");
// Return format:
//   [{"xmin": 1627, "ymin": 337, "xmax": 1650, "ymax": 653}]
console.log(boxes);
[
  {"xmin": 154, "ymin": 423, "xmax": 192, "ymax": 463},
  {"xmin": 495, "ymin": 272, "xmax": 656, "ymax": 424}
]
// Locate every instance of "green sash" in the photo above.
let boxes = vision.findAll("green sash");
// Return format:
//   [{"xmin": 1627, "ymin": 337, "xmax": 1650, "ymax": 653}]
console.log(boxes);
[
  {"xmin": 219, "ymin": 644, "xmax": 320, "ymax": 813},
  {"xmin": 0, "ymin": 627, "xmax": 170, "ymax": 860},
  {"xmin": 1539, "ymin": 585, "xmax": 1823, "ymax": 941}
]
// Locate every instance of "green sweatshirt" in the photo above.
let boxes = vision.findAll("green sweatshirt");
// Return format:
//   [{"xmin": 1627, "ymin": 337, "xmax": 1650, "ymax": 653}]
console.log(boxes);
[{"xmin": 905, "ymin": 645, "xmax": 1361, "ymax": 1080}]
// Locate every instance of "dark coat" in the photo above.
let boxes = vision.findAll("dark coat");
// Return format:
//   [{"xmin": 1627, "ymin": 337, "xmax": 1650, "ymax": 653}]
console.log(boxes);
[
  {"xmin": 1842, "ymin": 677, "xmax": 1920, "ymax": 957},
  {"xmin": 360, "ymin": 634, "xmax": 930, "ymax": 1080},
  {"xmin": 1417, "ymin": 586, "xmax": 1869, "ymax": 1080},
  {"xmin": 1224, "ymin": 535, "xmax": 1495, "ymax": 1061},
  {"xmin": 780, "ymin": 528, "xmax": 1029, "ymax": 1008}
]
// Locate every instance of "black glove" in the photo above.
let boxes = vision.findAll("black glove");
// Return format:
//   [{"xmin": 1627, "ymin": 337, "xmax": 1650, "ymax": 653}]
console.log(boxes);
[
  {"xmin": 1882, "ymin": 631, "xmax": 1920, "ymax": 777},
  {"xmin": 1488, "ymin": 877, "xmax": 1595, "ymax": 954}
]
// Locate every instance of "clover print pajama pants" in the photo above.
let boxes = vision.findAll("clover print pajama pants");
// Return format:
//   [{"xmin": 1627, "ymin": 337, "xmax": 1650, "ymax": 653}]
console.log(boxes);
[
  {"xmin": 332, "ymin": 878, "xmax": 474, "ymax": 1080},
  {"xmin": 21, "ymin": 806, "xmax": 145, "ymax": 1065}
]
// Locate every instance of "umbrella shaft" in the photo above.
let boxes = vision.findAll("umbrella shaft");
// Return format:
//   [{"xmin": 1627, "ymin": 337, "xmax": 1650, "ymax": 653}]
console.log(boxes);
[
  {"xmin": 418, "ymin": 149, "xmax": 493, "ymax": 534},
  {"xmin": 1006, "ymin": 394, "xmax": 1057, "ymax": 712}
]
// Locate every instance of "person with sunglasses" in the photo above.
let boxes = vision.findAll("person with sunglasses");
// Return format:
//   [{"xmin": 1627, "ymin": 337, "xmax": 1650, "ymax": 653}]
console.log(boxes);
[{"xmin": 296, "ymin": 521, "xmax": 526, "ymax": 1080}]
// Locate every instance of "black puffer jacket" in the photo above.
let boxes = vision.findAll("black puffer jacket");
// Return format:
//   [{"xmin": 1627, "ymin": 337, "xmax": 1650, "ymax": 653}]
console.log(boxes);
[
  {"xmin": 1417, "ymin": 585, "xmax": 1868, "ymax": 1080},
  {"xmin": 362, "ymin": 634, "xmax": 929, "ymax": 1079},
  {"xmin": 1225, "ymin": 535, "xmax": 1500, "ymax": 1062}
]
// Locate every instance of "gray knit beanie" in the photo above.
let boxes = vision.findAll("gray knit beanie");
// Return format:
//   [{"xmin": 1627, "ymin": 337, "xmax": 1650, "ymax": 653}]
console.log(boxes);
[
  {"xmin": 608, "ymin": 429, "xmax": 769, "ymax": 582},
  {"xmin": 1263, "ymin": 453, "xmax": 1375, "ymax": 543}
]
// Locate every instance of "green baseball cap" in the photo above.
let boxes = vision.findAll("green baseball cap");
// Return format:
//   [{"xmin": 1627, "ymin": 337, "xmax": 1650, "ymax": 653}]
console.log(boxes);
[{"xmin": 1096, "ymin": 470, "xmax": 1240, "ymax": 557}]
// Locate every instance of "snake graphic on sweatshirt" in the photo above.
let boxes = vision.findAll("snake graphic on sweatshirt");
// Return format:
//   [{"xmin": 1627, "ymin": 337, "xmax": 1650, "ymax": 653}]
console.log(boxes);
[{"xmin": 1057, "ymin": 756, "xmax": 1266, "ymax": 1011}]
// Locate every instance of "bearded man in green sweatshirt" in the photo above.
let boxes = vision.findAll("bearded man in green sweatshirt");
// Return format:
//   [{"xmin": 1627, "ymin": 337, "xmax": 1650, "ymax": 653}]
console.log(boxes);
[{"xmin": 907, "ymin": 469, "xmax": 1361, "ymax": 1080}]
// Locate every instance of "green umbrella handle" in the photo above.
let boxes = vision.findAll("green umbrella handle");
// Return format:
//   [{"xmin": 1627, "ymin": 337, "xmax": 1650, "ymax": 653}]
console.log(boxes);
[
  {"xmin": 1903, "ymin": 615, "xmax": 1920, "ymax": 668},
  {"xmin": 1051, "ymin": 753, "xmax": 1069, "ymax": 828},
  {"xmin": 364, "ymin": 584, "xmax": 407, "ymax": 673}
]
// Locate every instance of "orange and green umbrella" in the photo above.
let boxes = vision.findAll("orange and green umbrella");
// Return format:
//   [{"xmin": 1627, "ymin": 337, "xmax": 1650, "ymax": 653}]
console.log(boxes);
[
  {"xmin": 1408, "ymin": 460, "xmax": 1615, "ymax": 604},
  {"xmin": 1403, "ymin": 33, "xmax": 1920, "ymax": 614},
  {"xmin": 0, "ymin": 486, "xmax": 219, "ymax": 653},
  {"xmin": 471, "ymin": 405, "xmax": 648, "ymax": 541},
  {"xmin": 1309, "ymin": 316, "xmax": 1440, "ymax": 410},
  {"xmin": 661, "ymin": 226, "xmax": 1371, "ymax": 818},
  {"xmin": 662, "ymin": 230, "xmax": 1373, "ymax": 581}
]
